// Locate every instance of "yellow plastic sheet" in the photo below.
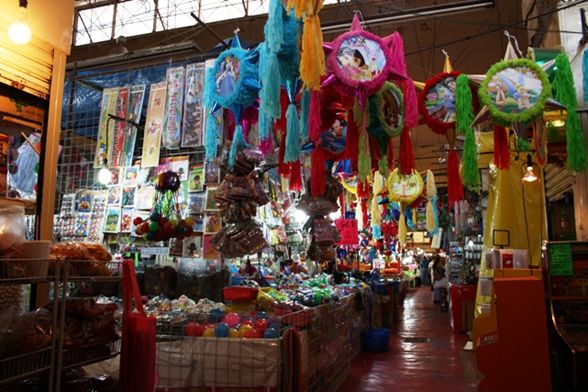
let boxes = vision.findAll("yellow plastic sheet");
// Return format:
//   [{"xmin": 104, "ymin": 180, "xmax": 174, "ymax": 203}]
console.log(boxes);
[{"xmin": 483, "ymin": 149, "xmax": 547, "ymax": 266}]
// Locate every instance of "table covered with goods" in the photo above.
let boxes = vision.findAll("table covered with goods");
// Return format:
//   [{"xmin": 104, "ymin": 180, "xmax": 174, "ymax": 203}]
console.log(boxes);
[{"xmin": 148, "ymin": 274, "xmax": 371, "ymax": 391}]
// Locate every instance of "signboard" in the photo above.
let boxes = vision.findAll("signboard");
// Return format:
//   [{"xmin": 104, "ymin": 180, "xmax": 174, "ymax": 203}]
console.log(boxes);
[
  {"xmin": 336, "ymin": 219, "xmax": 358, "ymax": 245},
  {"xmin": 548, "ymin": 243, "xmax": 574, "ymax": 276}
]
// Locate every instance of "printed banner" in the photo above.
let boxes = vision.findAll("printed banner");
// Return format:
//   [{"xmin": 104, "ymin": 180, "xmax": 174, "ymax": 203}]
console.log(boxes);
[
  {"xmin": 94, "ymin": 87, "xmax": 119, "ymax": 166},
  {"xmin": 162, "ymin": 66, "xmax": 185, "ymax": 149},
  {"xmin": 111, "ymin": 85, "xmax": 146, "ymax": 167},
  {"xmin": 202, "ymin": 59, "xmax": 223, "ymax": 150},
  {"xmin": 141, "ymin": 82, "xmax": 167, "ymax": 167},
  {"xmin": 181, "ymin": 63, "xmax": 206, "ymax": 148}
]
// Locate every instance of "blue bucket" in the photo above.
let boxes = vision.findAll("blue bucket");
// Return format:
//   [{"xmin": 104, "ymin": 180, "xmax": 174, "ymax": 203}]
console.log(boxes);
[{"xmin": 361, "ymin": 328, "xmax": 391, "ymax": 352}]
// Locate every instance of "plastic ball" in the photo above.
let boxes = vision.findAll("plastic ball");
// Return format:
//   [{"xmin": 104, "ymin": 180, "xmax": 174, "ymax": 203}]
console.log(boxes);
[
  {"xmin": 150, "ymin": 211, "xmax": 161, "ymax": 222},
  {"xmin": 254, "ymin": 318, "xmax": 268, "ymax": 332},
  {"xmin": 185, "ymin": 322, "xmax": 204, "ymax": 337},
  {"xmin": 229, "ymin": 328, "xmax": 240, "ymax": 338},
  {"xmin": 223, "ymin": 312, "xmax": 240, "ymax": 328},
  {"xmin": 255, "ymin": 311, "xmax": 268, "ymax": 319},
  {"xmin": 209, "ymin": 308, "xmax": 225, "ymax": 322},
  {"xmin": 215, "ymin": 322, "xmax": 230, "ymax": 338},
  {"xmin": 146, "ymin": 231, "xmax": 156, "ymax": 241},
  {"xmin": 243, "ymin": 328, "xmax": 260, "ymax": 339},
  {"xmin": 148, "ymin": 221, "xmax": 159, "ymax": 233},
  {"xmin": 135, "ymin": 225, "xmax": 145, "ymax": 235},
  {"xmin": 264, "ymin": 327, "xmax": 280, "ymax": 339},
  {"xmin": 240, "ymin": 318, "xmax": 254, "ymax": 327},
  {"xmin": 133, "ymin": 217, "xmax": 144, "ymax": 226},
  {"xmin": 203, "ymin": 327, "xmax": 216, "ymax": 337},
  {"xmin": 239, "ymin": 324, "xmax": 254, "ymax": 337}
]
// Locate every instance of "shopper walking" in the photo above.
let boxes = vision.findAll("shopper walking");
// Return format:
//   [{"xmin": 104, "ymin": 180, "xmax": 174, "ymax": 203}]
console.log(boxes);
[{"xmin": 432, "ymin": 255, "xmax": 449, "ymax": 310}]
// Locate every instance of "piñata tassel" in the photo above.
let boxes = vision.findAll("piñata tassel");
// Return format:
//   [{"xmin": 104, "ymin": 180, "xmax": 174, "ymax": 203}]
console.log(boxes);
[
  {"xmin": 229, "ymin": 125, "xmax": 247, "ymax": 170},
  {"xmin": 205, "ymin": 111, "xmax": 219, "ymax": 161},
  {"xmin": 398, "ymin": 208, "xmax": 407, "ymax": 246},
  {"xmin": 344, "ymin": 107, "xmax": 359, "ymax": 166},
  {"xmin": 493, "ymin": 125, "xmax": 510, "ymax": 169},
  {"xmin": 260, "ymin": 43, "xmax": 282, "ymax": 120},
  {"xmin": 358, "ymin": 128, "xmax": 371, "ymax": 181},
  {"xmin": 289, "ymin": 160, "xmax": 302, "ymax": 191},
  {"xmin": 447, "ymin": 150, "xmax": 464, "ymax": 208},
  {"xmin": 267, "ymin": 0, "xmax": 284, "ymax": 52},
  {"xmin": 553, "ymin": 53, "xmax": 587, "ymax": 172},
  {"xmin": 412, "ymin": 206, "xmax": 418, "ymax": 228},
  {"xmin": 310, "ymin": 147, "xmax": 326, "ymax": 196},
  {"xmin": 371, "ymin": 196, "xmax": 380, "ymax": 226},
  {"xmin": 258, "ymin": 111, "xmax": 273, "ymax": 155},
  {"xmin": 300, "ymin": 15, "xmax": 325, "ymax": 90},
  {"xmin": 309, "ymin": 90, "xmax": 322, "ymax": 140},
  {"xmin": 356, "ymin": 199, "xmax": 363, "ymax": 229},
  {"xmin": 284, "ymin": 103, "xmax": 301, "ymax": 163},
  {"xmin": 455, "ymin": 74, "xmax": 474, "ymax": 135},
  {"xmin": 361, "ymin": 198, "xmax": 369, "ymax": 229},
  {"xmin": 373, "ymin": 171, "xmax": 384, "ymax": 195},
  {"xmin": 388, "ymin": 138, "xmax": 395, "ymax": 170},
  {"xmin": 357, "ymin": 180, "xmax": 369, "ymax": 199},
  {"xmin": 462, "ymin": 126, "xmax": 480, "ymax": 191},
  {"xmin": 399, "ymin": 127, "xmax": 415, "ymax": 175},
  {"xmin": 300, "ymin": 89, "xmax": 310, "ymax": 141},
  {"xmin": 378, "ymin": 156, "xmax": 389, "ymax": 178}
]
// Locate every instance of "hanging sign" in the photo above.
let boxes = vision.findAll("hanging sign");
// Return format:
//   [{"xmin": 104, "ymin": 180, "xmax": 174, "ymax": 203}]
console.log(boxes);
[
  {"xmin": 141, "ymin": 82, "xmax": 167, "ymax": 167},
  {"xmin": 162, "ymin": 66, "xmax": 185, "ymax": 149},
  {"xmin": 336, "ymin": 218, "xmax": 359, "ymax": 245}
]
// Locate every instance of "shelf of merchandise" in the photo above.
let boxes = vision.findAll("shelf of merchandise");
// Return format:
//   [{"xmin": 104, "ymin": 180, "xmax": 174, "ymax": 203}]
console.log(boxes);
[
  {"xmin": 54, "ymin": 259, "xmax": 124, "ymax": 392},
  {"xmin": 0, "ymin": 259, "xmax": 60, "ymax": 391}
]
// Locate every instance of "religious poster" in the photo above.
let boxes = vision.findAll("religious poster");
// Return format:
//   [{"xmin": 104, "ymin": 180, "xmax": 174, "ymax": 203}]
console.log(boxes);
[
  {"xmin": 181, "ymin": 63, "xmax": 205, "ymax": 148},
  {"xmin": 141, "ymin": 82, "xmax": 167, "ymax": 167},
  {"xmin": 94, "ymin": 87, "xmax": 119, "ymax": 166},
  {"xmin": 111, "ymin": 85, "xmax": 146, "ymax": 167},
  {"xmin": 162, "ymin": 67, "xmax": 185, "ymax": 149}
]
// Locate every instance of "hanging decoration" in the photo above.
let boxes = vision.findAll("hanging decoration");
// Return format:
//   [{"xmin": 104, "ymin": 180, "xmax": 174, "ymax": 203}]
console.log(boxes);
[
  {"xmin": 387, "ymin": 168, "xmax": 424, "ymax": 205},
  {"xmin": 478, "ymin": 58, "xmax": 551, "ymax": 125},
  {"xmin": 455, "ymin": 74, "xmax": 480, "ymax": 191},
  {"xmin": 552, "ymin": 53, "xmax": 587, "ymax": 172},
  {"xmin": 368, "ymin": 81, "xmax": 405, "ymax": 146},
  {"xmin": 133, "ymin": 171, "xmax": 193, "ymax": 241},
  {"xmin": 204, "ymin": 32, "xmax": 260, "ymax": 167},
  {"xmin": 290, "ymin": 0, "xmax": 325, "ymax": 90},
  {"xmin": 425, "ymin": 170, "xmax": 438, "ymax": 233}
]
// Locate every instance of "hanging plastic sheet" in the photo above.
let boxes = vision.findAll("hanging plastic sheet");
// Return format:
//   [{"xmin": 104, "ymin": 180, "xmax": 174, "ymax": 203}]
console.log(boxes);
[{"xmin": 483, "ymin": 148, "xmax": 547, "ymax": 266}]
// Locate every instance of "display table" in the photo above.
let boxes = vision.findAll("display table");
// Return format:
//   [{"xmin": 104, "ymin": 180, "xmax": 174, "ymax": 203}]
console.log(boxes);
[{"xmin": 448, "ymin": 284, "xmax": 476, "ymax": 334}]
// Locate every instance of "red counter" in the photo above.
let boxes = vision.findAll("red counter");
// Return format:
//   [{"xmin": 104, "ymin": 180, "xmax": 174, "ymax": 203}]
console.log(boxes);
[{"xmin": 448, "ymin": 284, "xmax": 476, "ymax": 333}]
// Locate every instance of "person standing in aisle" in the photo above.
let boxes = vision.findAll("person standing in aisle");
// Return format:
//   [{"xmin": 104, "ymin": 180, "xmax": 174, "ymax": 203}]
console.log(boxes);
[
  {"xmin": 420, "ymin": 255, "xmax": 431, "ymax": 286},
  {"xmin": 432, "ymin": 255, "xmax": 449, "ymax": 310}
]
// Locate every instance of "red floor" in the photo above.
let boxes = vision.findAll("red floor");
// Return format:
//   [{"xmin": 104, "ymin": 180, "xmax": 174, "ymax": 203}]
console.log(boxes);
[{"xmin": 339, "ymin": 287, "xmax": 478, "ymax": 391}]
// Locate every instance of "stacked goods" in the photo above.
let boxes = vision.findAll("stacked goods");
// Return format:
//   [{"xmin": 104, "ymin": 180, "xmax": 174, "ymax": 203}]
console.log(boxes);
[
  {"xmin": 212, "ymin": 150, "xmax": 269, "ymax": 257},
  {"xmin": 49, "ymin": 242, "xmax": 113, "ymax": 276}
]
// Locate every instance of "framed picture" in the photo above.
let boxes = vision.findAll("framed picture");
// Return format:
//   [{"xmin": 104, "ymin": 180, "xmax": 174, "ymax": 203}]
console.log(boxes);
[
  {"xmin": 135, "ymin": 185, "xmax": 155, "ymax": 210},
  {"xmin": 103, "ymin": 207, "xmax": 121, "ymax": 233},
  {"xmin": 137, "ymin": 166, "xmax": 156, "ymax": 186},
  {"xmin": 122, "ymin": 186, "xmax": 136, "ymax": 207},
  {"xmin": 120, "ymin": 207, "xmax": 134, "ymax": 233},
  {"xmin": 204, "ymin": 186, "xmax": 219, "ymax": 211},
  {"xmin": 188, "ymin": 192, "xmax": 205, "ymax": 214},
  {"xmin": 183, "ymin": 235, "xmax": 203, "ymax": 257},
  {"xmin": 189, "ymin": 213, "xmax": 204, "ymax": 233},
  {"xmin": 75, "ymin": 191, "xmax": 93, "ymax": 213},
  {"xmin": 109, "ymin": 168, "xmax": 121, "ymax": 185},
  {"xmin": 107, "ymin": 186, "xmax": 122, "ymax": 205},
  {"xmin": 204, "ymin": 212, "xmax": 221, "ymax": 234},
  {"xmin": 203, "ymin": 234, "xmax": 220, "ymax": 260},
  {"xmin": 123, "ymin": 165, "xmax": 139, "ymax": 186},
  {"xmin": 188, "ymin": 163, "xmax": 205, "ymax": 192},
  {"xmin": 205, "ymin": 161, "xmax": 221, "ymax": 184}
]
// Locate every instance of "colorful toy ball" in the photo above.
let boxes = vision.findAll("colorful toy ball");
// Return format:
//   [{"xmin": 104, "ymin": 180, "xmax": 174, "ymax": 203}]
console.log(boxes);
[
  {"xmin": 254, "ymin": 318, "xmax": 268, "ymax": 332},
  {"xmin": 209, "ymin": 308, "xmax": 225, "ymax": 322},
  {"xmin": 203, "ymin": 327, "xmax": 216, "ymax": 337},
  {"xmin": 185, "ymin": 322, "xmax": 204, "ymax": 337},
  {"xmin": 255, "ymin": 311, "xmax": 268, "ymax": 319},
  {"xmin": 239, "ymin": 324, "xmax": 254, "ymax": 337},
  {"xmin": 229, "ymin": 328, "xmax": 240, "ymax": 338},
  {"xmin": 215, "ymin": 322, "xmax": 230, "ymax": 338},
  {"xmin": 243, "ymin": 328, "xmax": 260, "ymax": 339},
  {"xmin": 264, "ymin": 327, "xmax": 280, "ymax": 339},
  {"xmin": 224, "ymin": 312, "xmax": 241, "ymax": 328}
]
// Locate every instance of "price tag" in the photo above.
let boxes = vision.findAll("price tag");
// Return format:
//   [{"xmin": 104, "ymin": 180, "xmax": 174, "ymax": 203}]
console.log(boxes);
[{"xmin": 548, "ymin": 243, "xmax": 573, "ymax": 276}]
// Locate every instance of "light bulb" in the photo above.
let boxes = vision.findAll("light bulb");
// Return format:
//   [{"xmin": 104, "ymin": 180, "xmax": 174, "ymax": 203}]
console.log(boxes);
[
  {"xmin": 98, "ymin": 167, "xmax": 112, "ymax": 185},
  {"xmin": 292, "ymin": 208, "xmax": 308, "ymax": 223},
  {"xmin": 522, "ymin": 166, "xmax": 538, "ymax": 182},
  {"xmin": 9, "ymin": 6, "xmax": 31, "ymax": 45}
]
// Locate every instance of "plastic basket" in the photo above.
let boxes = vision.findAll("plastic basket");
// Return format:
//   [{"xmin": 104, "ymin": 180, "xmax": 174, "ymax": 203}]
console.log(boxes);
[
  {"xmin": 223, "ymin": 286, "xmax": 259, "ymax": 302},
  {"xmin": 361, "ymin": 328, "xmax": 390, "ymax": 352}
]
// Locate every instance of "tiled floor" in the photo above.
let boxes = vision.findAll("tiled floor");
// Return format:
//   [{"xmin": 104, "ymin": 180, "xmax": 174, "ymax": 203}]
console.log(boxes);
[{"xmin": 339, "ymin": 287, "xmax": 478, "ymax": 391}]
